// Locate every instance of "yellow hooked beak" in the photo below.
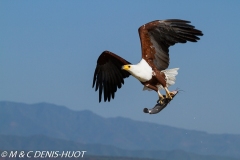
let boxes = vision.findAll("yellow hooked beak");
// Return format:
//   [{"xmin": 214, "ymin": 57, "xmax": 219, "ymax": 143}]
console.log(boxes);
[{"xmin": 122, "ymin": 65, "xmax": 131, "ymax": 71}]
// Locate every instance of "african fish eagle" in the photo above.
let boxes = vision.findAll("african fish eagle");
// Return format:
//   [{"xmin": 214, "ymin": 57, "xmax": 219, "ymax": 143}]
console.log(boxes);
[{"xmin": 92, "ymin": 19, "xmax": 203, "ymax": 102}]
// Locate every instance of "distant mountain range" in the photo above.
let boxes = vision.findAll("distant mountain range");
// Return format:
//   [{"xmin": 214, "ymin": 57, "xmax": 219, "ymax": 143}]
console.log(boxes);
[{"xmin": 0, "ymin": 101, "xmax": 240, "ymax": 159}]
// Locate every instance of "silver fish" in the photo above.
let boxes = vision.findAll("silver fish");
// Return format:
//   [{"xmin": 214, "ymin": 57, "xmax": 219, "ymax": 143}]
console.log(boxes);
[{"xmin": 143, "ymin": 90, "xmax": 179, "ymax": 114}]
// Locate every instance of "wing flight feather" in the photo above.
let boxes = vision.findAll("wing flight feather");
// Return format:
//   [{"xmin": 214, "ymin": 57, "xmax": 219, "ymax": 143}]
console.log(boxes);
[
  {"xmin": 92, "ymin": 51, "xmax": 131, "ymax": 102},
  {"xmin": 138, "ymin": 19, "xmax": 203, "ymax": 71}
]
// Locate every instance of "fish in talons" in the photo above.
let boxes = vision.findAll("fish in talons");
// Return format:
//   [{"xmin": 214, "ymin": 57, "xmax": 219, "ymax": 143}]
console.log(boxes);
[{"xmin": 144, "ymin": 90, "xmax": 179, "ymax": 114}]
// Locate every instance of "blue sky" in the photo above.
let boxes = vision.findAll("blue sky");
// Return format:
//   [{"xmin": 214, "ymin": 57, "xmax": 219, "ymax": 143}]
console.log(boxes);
[{"xmin": 1, "ymin": 1, "xmax": 240, "ymax": 134}]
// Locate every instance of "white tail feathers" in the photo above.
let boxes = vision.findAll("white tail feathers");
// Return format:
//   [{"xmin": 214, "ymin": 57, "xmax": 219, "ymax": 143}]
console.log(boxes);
[{"xmin": 161, "ymin": 68, "xmax": 179, "ymax": 87}]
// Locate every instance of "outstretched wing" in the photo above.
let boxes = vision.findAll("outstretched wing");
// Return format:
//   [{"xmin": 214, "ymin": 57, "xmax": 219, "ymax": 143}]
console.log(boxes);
[
  {"xmin": 138, "ymin": 19, "xmax": 203, "ymax": 70},
  {"xmin": 92, "ymin": 51, "xmax": 131, "ymax": 102}
]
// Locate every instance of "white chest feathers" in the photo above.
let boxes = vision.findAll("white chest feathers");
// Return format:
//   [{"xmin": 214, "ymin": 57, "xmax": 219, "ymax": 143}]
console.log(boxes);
[{"xmin": 128, "ymin": 59, "xmax": 152, "ymax": 82}]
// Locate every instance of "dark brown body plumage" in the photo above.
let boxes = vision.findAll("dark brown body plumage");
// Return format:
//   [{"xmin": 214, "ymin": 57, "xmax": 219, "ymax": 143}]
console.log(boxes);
[{"xmin": 141, "ymin": 69, "xmax": 166, "ymax": 92}]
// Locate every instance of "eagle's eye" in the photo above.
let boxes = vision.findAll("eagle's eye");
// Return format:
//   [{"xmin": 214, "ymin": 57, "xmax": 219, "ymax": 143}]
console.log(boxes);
[{"xmin": 128, "ymin": 66, "xmax": 131, "ymax": 68}]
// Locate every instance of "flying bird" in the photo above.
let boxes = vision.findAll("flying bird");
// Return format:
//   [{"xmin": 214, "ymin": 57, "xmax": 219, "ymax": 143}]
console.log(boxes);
[{"xmin": 92, "ymin": 19, "xmax": 203, "ymax": 103}]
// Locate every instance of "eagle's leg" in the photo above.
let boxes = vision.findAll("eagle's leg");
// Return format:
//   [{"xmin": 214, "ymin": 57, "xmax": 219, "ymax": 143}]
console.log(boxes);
[
  {"xmin": 153, "ymin": 69, "xmax": 172, "ymax": 100},
  {"xmin": 157, "ymin": 90, "xmax": 165, "ymax": 104},
  {"xmin": 164, "ymin": 87, "xmax": 173, "ymax": 99},
  {"xmin": 157, "ymin": 90, "xmax": 164, "ymax": 100}
]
